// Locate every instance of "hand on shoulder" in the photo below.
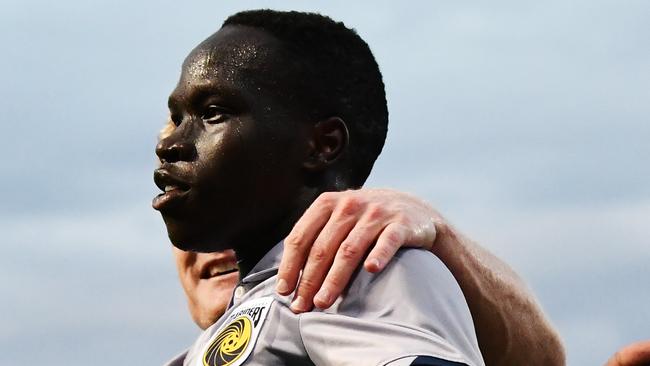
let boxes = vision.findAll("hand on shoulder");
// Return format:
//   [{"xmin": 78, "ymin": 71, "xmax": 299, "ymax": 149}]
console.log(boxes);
[{"xmin": 276, "ymin": 188, "xmax": 448, "ymax": 312}]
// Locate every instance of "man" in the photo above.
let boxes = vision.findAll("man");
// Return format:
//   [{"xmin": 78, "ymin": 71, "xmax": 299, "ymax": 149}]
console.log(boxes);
[
  {"xmin": 168, "ymin": 188, "xmax": 565, "ymax": 366},
  {"xmin": 155, "ymin": 10, "xmax": 560, "ymax": 366}
]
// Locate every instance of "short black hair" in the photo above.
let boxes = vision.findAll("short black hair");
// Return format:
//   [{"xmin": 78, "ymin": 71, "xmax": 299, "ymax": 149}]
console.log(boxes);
[{"xmin": 223, "ymin": 9, "xmax": 388, "ymax": 187}]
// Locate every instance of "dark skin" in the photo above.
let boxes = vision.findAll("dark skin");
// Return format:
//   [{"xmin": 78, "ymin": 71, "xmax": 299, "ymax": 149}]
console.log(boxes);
[
  {"xmin": 153, "ymin": 25, "xmax": 348, "ymax": 276},
  {"xmin": 156, "ymin": 22, "xmax": 567, "ymax": 366}
]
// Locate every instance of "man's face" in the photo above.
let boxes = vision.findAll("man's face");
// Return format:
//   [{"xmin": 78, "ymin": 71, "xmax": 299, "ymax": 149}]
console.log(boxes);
[
  {"xmin": 173, "ymin": 248, "xmax": 239, "ymax": 329},
  {"xmin": 153, "ymin": 26, "xmax": 311, "ymax": 252}
]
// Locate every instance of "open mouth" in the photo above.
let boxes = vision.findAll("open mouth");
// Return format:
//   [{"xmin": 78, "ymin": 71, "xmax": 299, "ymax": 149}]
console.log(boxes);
[
  {"xmin": 152, "ymin": 169, "xmax": 191, "ymax": 210},
  {"xmin": 200, "ymin": 262, "xmax": 239, "ymax": 279},
  {"xmin": 154, "ymin": 169, "xmax": 190, "ymax": 192}
]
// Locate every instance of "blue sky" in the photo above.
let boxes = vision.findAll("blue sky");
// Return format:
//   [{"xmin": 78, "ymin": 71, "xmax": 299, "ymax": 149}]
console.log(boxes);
[{"xmin": 1, "ymin": 1, "xmax": 648, "ymax": 365}]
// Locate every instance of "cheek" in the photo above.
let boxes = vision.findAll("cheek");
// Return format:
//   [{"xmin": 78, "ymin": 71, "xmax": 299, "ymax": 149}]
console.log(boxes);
[
  {"xmin": 192, "ymin": 276, "xmax": 239, "ymax": 327},
  {"xmin": 174, "ymin": 252, "xmax": 196, "ymax": 290},
  {"xmin": 179, "ymin": 273, "xmax": 199, "ymax": 305},
  {"xmin": 195, "ymin": 127, "xmax": 245, "ymax": 180}
]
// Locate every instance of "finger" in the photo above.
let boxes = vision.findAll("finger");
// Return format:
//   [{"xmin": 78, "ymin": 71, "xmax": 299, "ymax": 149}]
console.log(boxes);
[
  {"xmin": 606, "ymin": 340, "xmax": 650, "ymax": 366},
  {"xmin": 313, "ymin": 217, "xmax": 386, "ymax": 309},
  {"xmin": 277, "ymin": 194, "xmax": 335, "ymax": 295},
  {"xmin": 290, "ymin": 199, "xmax": 361, "ymax": 312},
  {"xmin": 363, "ymin": 222, "xmax": 408, "ymax": 273}
]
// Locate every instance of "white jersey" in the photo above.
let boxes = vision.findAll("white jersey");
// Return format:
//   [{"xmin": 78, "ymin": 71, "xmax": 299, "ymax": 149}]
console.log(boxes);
[{"xmin": 170, "ymin": 242, "xmax": 485, "ymax": 366}]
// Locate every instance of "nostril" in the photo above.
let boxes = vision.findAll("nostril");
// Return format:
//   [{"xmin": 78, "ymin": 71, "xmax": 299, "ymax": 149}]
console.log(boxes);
[
  {"xmin": 175, "ymin": 142, "xmax": 196, "ymax": 161},
  {"xmin": 156, "ymin": 141, "xmax": 195, "ymax": 163},
  {"xmin": 156, "ymin": 140, "xmax": 179, "ymax": 163}
]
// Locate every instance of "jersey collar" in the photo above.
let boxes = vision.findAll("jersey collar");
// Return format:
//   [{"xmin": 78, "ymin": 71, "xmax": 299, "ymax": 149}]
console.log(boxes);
[{"xmin": 240, "ymin": 240, "xmax": 284, "ymax": 285}]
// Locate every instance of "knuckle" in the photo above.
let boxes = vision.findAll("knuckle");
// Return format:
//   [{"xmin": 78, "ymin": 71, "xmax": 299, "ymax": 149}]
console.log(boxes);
[
  {"xmin": 317, "ymin": 191, "xmax": 336, "ymax": 206},
  {"xmin": 394, "ymin": 212, "xmax": 408, "ymax": 223},
  {"xmin": 325, "ymin": 275, "xmax": 345, "ymax": 292},
  {"xmin": 339, "ymin": 196, "xmax": 361, "ymax": 216},
  {"xmin": 278, "ymin": 263, "xmax": 297, "ymax": 276},
  {"xmin": 373, "ymin": 246, "xmax": 392, "ymax": 260},
  {"xmin": 339, "ymin": 241, "xmax": 361, "ymax": 260},
  {"xmin": 309, "ymin": 246, "xmax": 328, "ymax": 262},
  {"xmin": 297, "ymin": 278, "xmax": 318, "ymax": 293},
  {"xmin": 284, "ymin": 232, "xmax": 305, "ymax": 249},
  {"xmin": 397, "ymin": 215, "xmax": 413, "ymax": 228},
  {"xmin": 385, "ymin": 227, "xmax": 403, "ymax": 245},
  {"xmin": 366, "ymin": 204, "xmax": 385, "ymax": 220}
]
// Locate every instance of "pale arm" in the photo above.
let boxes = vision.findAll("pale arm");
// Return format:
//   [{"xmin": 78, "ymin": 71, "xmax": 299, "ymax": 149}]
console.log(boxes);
[
  {"xmin": 277, "ymin": 188, "xmax": 566, "ymax": 366},
  {"xmin": 432, "ymin": 222, "xmax": 566, "ymax": 366}
]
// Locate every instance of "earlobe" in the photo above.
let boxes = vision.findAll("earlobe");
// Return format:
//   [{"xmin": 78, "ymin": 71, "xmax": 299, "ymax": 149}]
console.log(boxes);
[{"xmin": 303, "ymin": 117, "xmax": 349, "ymax": 171}]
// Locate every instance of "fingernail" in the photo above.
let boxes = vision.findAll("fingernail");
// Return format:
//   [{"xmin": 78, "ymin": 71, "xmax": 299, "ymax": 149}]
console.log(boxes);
[
  {"xmin": 291, "ymin": 296, "xmax": 308, "ymax": 312},
  {"xmin": 276, "ymin": 278, "xmax": 289, "ymax": 294},
  {"xmin": 314, "ymin": 288, "xmax": 331, "ymax": 307},
  {"xmin": 367, "ymin": 258, "xmax": 382, "ymax": 271}
]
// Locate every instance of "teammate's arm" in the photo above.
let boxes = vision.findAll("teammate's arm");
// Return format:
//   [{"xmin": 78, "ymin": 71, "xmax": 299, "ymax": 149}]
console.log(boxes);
[
  {"xmin": 604, "ymin": 340, "xmax": 650, "ymax": 366},
  {"xmin": 431, "ymin": 222, "xmax": 565, "ymax": 366},
  {"xmin": 276, "ymin": 188, "xmax": 566, "ymax": 366}
]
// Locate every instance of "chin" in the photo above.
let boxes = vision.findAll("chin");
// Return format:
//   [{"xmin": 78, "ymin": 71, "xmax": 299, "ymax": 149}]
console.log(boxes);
[
  {"xmin": 170, "ymin": 236, "xmax": 231, "ymax": 253},
  {"xmin": 198, "ymin": 303, "xmax": 229, "ymax": 329},
  {"xmin": 171, "ymin": 240, "xmax": 218, "ymax": 253},
  {"xmin": 191, "ymin": 302, "xmax": 228, "ymax": 330},
  {"xmin": 192, "ymin": 282, "xmax": 237, "ymax": 329}
]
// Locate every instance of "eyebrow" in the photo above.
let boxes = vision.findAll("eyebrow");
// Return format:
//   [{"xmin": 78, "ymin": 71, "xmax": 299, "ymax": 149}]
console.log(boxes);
[{"xmin": 168, "ymin": 82, "xmax": 246, "ymax": 111}]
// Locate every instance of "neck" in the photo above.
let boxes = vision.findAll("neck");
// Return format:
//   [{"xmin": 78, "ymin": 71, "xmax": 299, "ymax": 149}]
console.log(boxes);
[{"xmin": 233, "ymin": 186, "xmax": 326, "ymax": 278}]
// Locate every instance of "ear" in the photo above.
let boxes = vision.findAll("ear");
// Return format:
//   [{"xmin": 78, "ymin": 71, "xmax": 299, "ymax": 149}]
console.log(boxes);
[{"xmin": 303, "ymin": 117, "xmax": 349, "ymax": 171}]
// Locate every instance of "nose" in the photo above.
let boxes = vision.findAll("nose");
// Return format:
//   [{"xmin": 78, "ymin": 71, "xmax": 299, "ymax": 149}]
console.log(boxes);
[{"xmin": 156, "ymin": 138, "xmax": 196, "ymax": 163}]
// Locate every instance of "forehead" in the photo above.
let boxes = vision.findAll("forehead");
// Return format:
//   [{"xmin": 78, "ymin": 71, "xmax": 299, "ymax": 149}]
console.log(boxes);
[{"xmin": 179, "ymin": 25, "xmax": 284, "ymax": 87}]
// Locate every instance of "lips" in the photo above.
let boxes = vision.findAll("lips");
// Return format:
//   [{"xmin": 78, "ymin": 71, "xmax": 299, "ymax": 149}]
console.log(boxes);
[
  {"xmin": 152, "ymin": 168, "xmax": 191, "ymax": 211},
  {"xmin": 200, "ymin": 261, "xmax": 239, "ymax": 279},
  {"xmin": 199, "ymin": 255, "xmax": 239, "ymax": 280}
]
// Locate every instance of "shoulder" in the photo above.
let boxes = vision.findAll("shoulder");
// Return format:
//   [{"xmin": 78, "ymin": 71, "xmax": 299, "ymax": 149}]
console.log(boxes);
[
  {"xmin": 349, "ymin": 248, "xmax": 466, "ymax": 312},
  {"xmin": 375, "ymin": 248, "xmax": 457, "ymax": 285},
  {"xmin": 298, "ymin": 248, "xmax": 485, "ymax": 366}
]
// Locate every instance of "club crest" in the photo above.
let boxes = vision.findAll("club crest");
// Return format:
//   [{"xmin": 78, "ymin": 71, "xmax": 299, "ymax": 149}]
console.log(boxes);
[{"xmin": 200, "ymin": 296, "xmax": 274, "ymax": 366}]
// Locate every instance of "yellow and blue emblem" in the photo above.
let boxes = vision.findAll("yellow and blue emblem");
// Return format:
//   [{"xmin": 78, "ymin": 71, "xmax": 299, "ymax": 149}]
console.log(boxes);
[
  {"xmin": 200, "ymin": 296, "xmax": 274, "ymax": 366},
  {"xmin": 203, "ymin": 316, "xmax": 252, "ymax": 366}
]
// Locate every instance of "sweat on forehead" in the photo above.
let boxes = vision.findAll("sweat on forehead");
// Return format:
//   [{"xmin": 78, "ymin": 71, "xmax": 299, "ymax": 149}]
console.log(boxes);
[{"xmin": 181, "ymin": 25, "xmax": 283, "ymax": 81}]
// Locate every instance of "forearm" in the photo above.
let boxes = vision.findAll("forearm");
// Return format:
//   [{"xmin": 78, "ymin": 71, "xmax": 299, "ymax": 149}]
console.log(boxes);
[
  {"xmin": 432, "ymin": 225, "xmax": 566, "ymax": 366},
  {"xmin": 275, "ymin": 187, "xmax": 565, "ymax": 365}
]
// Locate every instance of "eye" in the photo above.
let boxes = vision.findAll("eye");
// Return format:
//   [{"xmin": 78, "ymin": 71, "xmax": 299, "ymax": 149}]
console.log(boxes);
[
  {"xmin": 201, "ymin": 105, "xmax": 228, "ymax": 124},
  {"xmin": 170, "ymin": 113, "xmax": 183, "ymax": 127}
]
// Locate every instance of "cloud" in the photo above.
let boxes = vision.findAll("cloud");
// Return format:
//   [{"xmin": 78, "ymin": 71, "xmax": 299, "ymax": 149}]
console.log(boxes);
[
  {"xmin": 0, "ymin": 205, "xmax": 199, "ymax": 364},
  {"xmin": 2, "ymin": 0, "xmax": 649, "ymax": 365}
]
